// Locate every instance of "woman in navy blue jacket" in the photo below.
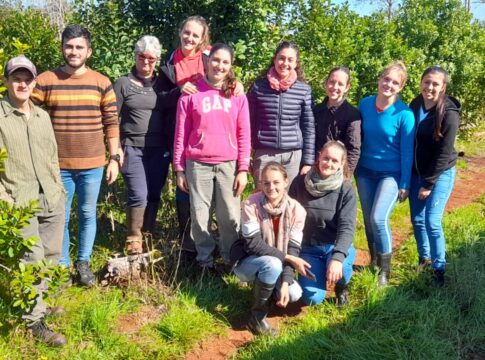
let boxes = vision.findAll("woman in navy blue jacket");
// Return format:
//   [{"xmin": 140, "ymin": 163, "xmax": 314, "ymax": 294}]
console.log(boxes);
[
  {"xmin": 409, "ymin": 66, "xmax": 460, "ymax": 286},
  {"xmin": 248, "ymin": 41, "xmax": 315, "ymax": 189}
]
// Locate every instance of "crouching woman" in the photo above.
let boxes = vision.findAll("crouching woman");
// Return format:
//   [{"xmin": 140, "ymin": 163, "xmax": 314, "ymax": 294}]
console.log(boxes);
[
  {"xmin": 289, "ymin": 141, "xmax": 357, "ymax": 306},
  {"xmin": 230, "ymin": 162, "xmax": 310, "ymax": 335}
]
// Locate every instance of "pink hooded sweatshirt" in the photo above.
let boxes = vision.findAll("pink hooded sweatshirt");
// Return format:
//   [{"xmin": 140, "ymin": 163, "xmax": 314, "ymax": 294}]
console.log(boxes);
[{"xmin": 173, "ymin": 79, "xmax": 251, "ymax": 172}]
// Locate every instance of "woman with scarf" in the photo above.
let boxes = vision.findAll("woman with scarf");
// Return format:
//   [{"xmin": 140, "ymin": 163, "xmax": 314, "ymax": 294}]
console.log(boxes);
[
  {"xmin": 248, "ymin": 41, "xmax": 315, "ymax": 189},
  {"xmin": 409, "ymin": 66, "xmax": 460, "ymax": 286},
  {"xmin": 230, "ymin": 162, "xmax": 310, "ymax": 335},
  {"xmin": 289, "ymin": 141, "xmax": 357, "ymax": 306},
  {"xmin": 114, "ymin": 35, "xmax": 168, "ymax": 254}
]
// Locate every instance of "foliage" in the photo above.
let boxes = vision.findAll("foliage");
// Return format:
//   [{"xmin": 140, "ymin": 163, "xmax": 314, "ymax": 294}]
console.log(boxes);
[
  {"xmin": 0, "ymin": 150, "xmax": 68, "ymax": 325},
  {"xmin": 0, "ymin": 7, "xmax": 61, "ymax": 73},
  {"xmin": 69, "ymin": 0, "xmax": 143, "ymax": 81}
]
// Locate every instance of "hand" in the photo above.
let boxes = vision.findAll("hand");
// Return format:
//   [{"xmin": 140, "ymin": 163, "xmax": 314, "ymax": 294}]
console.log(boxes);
[
  {"xmin": 285, "ymin": 254, "xmax": 311, "ymax": 277},
  {"xmin": 398, "ymin": 189, "xmax": 409, "ymax": 202},
  {"xmin": 276, "ymin": 282, "xmax": 289, "ymax": 308},
  {"xmin": 326, "ymin": 260, "xmax": 343, "ymax": 285},
  {"xmin": 300, "ymin": 165, "xmax": 312, "ymax": 176},
  {"xmin": 176, "ymin": 171, "xmax": 189, "ymax": 193},
  {"xmin": 233, "ymin": 171, "xmax": 248, "ymax": 197},
  {"xmin": 233, "ymin": 81, "xmax": 245, "ymax": 96},
  {"xmin": 418, "ymin": 187, "xmax": 432, "ymax": 200},
  {"xmin": 180, "ymin": 82, "xmax": 198, "ymax": 95},
  {"xmin": 106, "ymin": 161, "xmax": 119, "ymax": 185}
]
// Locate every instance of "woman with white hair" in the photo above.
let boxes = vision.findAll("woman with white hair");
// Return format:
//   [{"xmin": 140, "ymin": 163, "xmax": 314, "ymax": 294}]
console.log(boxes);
[{"xmin": 114, "ymin": 35, "xmax": 168, "ymax": 254}]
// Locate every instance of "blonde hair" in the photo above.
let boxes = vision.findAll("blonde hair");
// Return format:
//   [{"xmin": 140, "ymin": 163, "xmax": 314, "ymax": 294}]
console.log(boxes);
[{"xmin": 379, "ymin": 60, "xmax": 408, "ymax": 87}]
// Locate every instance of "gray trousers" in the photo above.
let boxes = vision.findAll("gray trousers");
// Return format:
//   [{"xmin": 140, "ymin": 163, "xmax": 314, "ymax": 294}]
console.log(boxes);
[
  {"xmin": 21, "ymin": 194, "xmax": 65, "ymax": 325},
  {"xmin": 252, "ymin": 149, "xmax": 302, "ymax": 190},
  {"xmin": 185, "ymin": 160, "xmax": 241, "ymax": 266}
]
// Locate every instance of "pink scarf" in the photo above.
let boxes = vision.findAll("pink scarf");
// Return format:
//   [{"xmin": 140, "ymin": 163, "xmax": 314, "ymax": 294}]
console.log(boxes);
[{"xmin": 267, "ymin": 66, "xmax": 297, "ymax": 91}]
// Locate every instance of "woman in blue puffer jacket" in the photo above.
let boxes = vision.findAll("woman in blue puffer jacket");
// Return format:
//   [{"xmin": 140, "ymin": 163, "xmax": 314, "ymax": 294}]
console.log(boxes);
[{"xmin": 248, "ymin": 41, "xmax": 315, "ymax": 189}]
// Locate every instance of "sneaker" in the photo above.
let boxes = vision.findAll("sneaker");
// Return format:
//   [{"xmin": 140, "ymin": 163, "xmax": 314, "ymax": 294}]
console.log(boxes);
[
  {"xmin": 45, "ymin": 306, "xmax": 66, "ymax": 317},
  {"xmin": 74, "ymin": 261, "xmax": 96, "ymax": 287},
  {"xmin": 29, "ymin": 319, "xmax": 67, "ymax": 347}
]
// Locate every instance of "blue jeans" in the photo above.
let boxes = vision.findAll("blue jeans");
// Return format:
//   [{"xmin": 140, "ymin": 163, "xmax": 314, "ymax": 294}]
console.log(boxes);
[
  {"xmin": 60, "ymin": 167, "xmax": 104, "ymax": 266},
  {"xmin": 355, "ymin": 167, "xmax": 400, "ymax": 254},
  {"xmin": 121, "ymin": 145, "xmax": 171, "ymax": 207},
  {"xmin": 409, "ymin": 167, "xmax": 456, "ymax": 271},
  {"xmin": 299, "ymin": 245, "xmax": 355, "ymax": 305},
  {"xmin": 234, "ymin": 255, "xmax": 302, "ymax": 303}
]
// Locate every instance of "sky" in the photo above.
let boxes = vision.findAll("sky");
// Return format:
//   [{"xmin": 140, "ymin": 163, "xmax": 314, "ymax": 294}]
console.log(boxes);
[{"xmin": 332, "ymin": 0, "xmax": 485, "ymax": 22}]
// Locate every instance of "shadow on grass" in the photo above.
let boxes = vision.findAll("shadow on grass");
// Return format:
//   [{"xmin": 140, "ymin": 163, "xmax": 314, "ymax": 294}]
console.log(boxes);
[{"xmin": 234, "ymin": 213, "xmax": 485, "ymax": 359}]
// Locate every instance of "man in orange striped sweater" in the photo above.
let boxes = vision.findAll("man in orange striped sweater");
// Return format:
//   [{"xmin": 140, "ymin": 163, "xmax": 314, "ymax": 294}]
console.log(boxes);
[{"xmin": 32, "ymin": 25, "xmax": 120, "ymax": 287}]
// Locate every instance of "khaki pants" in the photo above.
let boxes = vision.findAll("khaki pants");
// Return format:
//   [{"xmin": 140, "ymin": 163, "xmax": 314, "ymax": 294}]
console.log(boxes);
[
  {"xmin": 185, "ymin": 160, "xmax": 240, "ymax": 266},
  {"xmin": 21, "ymin": 194, "xmax": 65, "ymax": 325}
]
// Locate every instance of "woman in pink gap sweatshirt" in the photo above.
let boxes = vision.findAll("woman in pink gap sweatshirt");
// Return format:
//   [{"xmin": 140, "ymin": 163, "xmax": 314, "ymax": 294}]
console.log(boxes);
[{"xmin": 173, "ymin": 43, "xmax": 251, "ymax": 270}]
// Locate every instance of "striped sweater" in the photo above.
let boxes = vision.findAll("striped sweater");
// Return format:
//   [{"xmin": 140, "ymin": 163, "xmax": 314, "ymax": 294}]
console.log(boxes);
[{"xmin": 32, "ymin": 67, "xmax": 119, "ymax": 169}]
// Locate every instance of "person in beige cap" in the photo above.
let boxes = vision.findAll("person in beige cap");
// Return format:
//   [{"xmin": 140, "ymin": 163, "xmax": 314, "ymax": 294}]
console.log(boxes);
[{"xmin": 0, "ymin": 55, "xmax": 67, "ymax": 346}]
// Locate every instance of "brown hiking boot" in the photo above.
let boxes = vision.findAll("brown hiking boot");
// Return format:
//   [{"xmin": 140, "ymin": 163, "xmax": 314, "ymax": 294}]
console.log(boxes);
[{"xmin": 29, "ymin": 319, "xmax": 67, "ymax": 347}]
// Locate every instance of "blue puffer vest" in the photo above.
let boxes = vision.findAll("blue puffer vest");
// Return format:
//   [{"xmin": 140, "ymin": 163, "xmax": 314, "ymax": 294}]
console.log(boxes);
[{"xmin": 248, "ymin": 78, "xmax": 316, "ymax": 165}]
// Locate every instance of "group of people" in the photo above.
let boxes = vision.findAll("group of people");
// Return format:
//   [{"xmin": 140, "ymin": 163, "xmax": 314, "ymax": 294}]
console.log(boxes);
[{"xmin": 0, "ymin": 15, "xmax": 459, "ymax": 346}]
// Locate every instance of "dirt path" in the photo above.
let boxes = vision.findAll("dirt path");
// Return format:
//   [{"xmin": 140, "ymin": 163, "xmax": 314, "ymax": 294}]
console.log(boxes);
[{"xmin": 184, "ymin": 155, "xmax": 485, "ymax": 360}]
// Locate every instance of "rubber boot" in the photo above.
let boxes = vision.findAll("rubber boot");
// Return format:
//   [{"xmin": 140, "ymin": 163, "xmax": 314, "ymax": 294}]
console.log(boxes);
[
  {"xmin": 247, "ymin": 279, "xmax": 277, "ymax": 336},
  {"xmin": 335, "ymin": 282, "xmax": 349, "ymax": 308},
  {"xmin": 176, "ymin": 199, "xmax": 197, "ymax": 256},
  {"xmin": 142, "ymin": 201, "xmax": 159, "ymax": 236},
  {"xmin": 376, "ymin": 253, "xmax": 392, "ymax": 287},
  {"xmin": 126, "ymin": 207, "xmax": 145, "ymax": 254},
  {"xmin": 368, "ymin": 242, "xmax": 377, "ymax": 269}
]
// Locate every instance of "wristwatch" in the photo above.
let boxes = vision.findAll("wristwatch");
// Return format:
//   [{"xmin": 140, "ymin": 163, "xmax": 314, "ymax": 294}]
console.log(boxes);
[{"xmin": 109, "ymin": 154, "xmax": 121, "ymax": 163}]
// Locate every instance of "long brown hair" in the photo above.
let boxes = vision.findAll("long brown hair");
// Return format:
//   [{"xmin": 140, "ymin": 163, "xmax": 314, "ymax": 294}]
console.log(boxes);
[
  {"xmin": 421, "ymin": 66, "xmax": 449, "ymax": 141},
  {"xmin": 316, "ymin": 141, "xmax": 349, "ymax": 180},
  {"xmin": 208, "ymin": 43, "xmax": 237, "ymax": 98},
  {"xmin": 178, "ymin": 16, "xmax": 211, "ymax": 54},
  {"xmin": 264, "ymin": 41, "xmax": 306, "ymax": 82}
]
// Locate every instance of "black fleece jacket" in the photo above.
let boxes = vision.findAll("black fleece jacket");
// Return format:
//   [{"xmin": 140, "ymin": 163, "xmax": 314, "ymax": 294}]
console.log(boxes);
[
  {"xmin": 313, "ymin": 98, "xmax": 361, "ymax": 175},
  {"xmin": 409, "ymin": 95, "xmax": 460, "ymax": 189}
]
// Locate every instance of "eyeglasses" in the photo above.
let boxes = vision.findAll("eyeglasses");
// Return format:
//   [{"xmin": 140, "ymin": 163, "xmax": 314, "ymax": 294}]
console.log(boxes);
[{"xmin": 137, "ymin": 54, "xmax": 158, "ymax": 64}]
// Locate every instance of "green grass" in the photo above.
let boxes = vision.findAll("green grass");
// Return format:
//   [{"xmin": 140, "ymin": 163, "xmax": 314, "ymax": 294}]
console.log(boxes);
[
  {"xmin": 235, "ymin": 195, "xmax": 485, "ymax": 360},
  {"xmin": 0, "ymin": 141, "xmax": 483, "ymax": 359}
]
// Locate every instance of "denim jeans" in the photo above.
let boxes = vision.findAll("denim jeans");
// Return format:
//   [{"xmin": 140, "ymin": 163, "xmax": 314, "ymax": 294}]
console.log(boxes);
[
  {"xmin": 299, "ymin": 245, "xmax": 355, "ymax": 305},
  {"xmin": 234, "ymin": 255, "xmax": 302, "ymax": 303},
  {"xmin": 185, "ymin": 160, "xmax": 241, "ymax": 266},
  {"xmin": 409, "ymin": 167, "xmax": 456, "ymax": 271},
  {"xmin": 355, "ymin": 166, "xmax": 400, "ymax": 254},
  {"xmin": 60, "ymin": 167, "xmax": 104, "ymax": 266},
  {"xmin": 121, "ymin": 145, "xmax": 171, "ymax": 207}
]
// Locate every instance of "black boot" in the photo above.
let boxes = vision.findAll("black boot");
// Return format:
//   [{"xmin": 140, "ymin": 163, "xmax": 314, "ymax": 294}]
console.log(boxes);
[
  {"xmin": 247, "ymin": 279, "xmax": 276, "ymax": 336},
  {"xmin": 142, "ymin": 201, "xmax": 159, "ymax": 236},
  {"xmin": 368, "ymin": 242, "xmax": 377, "ymax": 269},
  {"xmin": 335, "ymin": 282, "xmax": 349, "ymax": 308},
  {"xmin": 126, "ymin": 207, "xmax": 145, "ymax": 254},
  {"xmin": 433, "ymin": 269, "xmax": 445, "ymax": 287},
  {"xmin": 376, "ymin": 253, "xmax": 392, "ymax": 287},
  {"xmin": 176, "ymin": 199, "xmax": 197, "ymax": 254},
  {"xmin": 74, "ymin": 260, "xmax": 96, "ymax": 287},
  {"xmin": 29, "ymin": 319, "xmax": 67, "ymax": 347}
]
